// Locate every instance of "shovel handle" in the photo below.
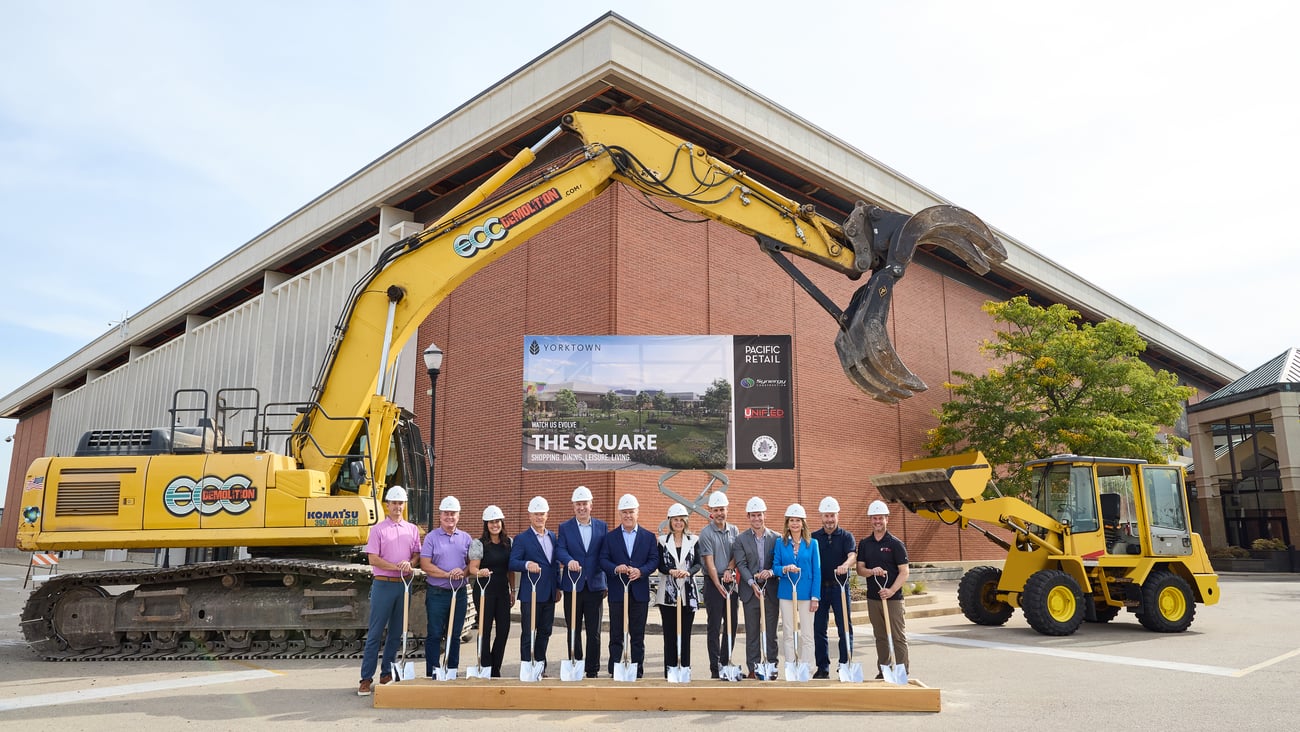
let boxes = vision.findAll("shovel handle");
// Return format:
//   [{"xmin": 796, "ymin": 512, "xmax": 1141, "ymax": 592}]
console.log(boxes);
[{"xmin": 875, "ymin": 575, "xmax": 897, "ymax": 667}]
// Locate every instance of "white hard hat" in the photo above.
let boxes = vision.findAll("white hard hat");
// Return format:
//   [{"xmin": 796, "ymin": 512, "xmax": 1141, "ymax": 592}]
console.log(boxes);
[
  {"xmin": 439, "ymin": 495, "xmax": 461, "ymax": 512},
  {"xmin": 384, "ymin": 485, "xmax": 408, "ymax": 502},
  {"xmin": 528, "ymin": 496, "xmax": 550, "ymax": 513},
  {"xmin": 482, "ymin": 505, "xmax": 504, "ymax": 522},
  {"xmin": 745, "ymin": 497, "xmax": 767, "ymax": 513},
  {"xmin": 819, "ymin": 496, "xmax": 841, "ymax": 513},
  {"xmin": 868, "ymin": 499, "xmax": 890, "ymax": 516},
  {"xmin": 785, "ymin": 503, "xmax": 807, "ymax": 519},
  {"xmin": 571, "ymin": 485, "xmax": 593, "ymax": 502},
  {"xmin": 617, "ymin": 493, "xmax": 639, "ymax": 511},
  {"xmin": 707, "ymin": 492, "xmax": 729, "ymax": 508},
  {"xmin": 667, "ymin": 503, "xmax": 689, "ymax": 518}
]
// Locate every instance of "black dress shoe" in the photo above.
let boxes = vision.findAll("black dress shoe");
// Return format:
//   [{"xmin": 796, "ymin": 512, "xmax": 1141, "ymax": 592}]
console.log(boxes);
[
  {"xmin": 710, "ymin": 670, "xmax": 720, "ymax": 679},
  {"xmin": 813, "ymin": 669, "xmax": 829, "ymax": 679},
  {"xmin": 586, "ymin": 672, "xmax": 599, "ymax": 678}
]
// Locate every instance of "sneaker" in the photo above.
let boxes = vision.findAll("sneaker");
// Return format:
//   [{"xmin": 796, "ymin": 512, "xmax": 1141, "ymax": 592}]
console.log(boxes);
[
  {"xmin": 380, "ymin": 674, "xmax": 393, "ymax": 685},
  {"xmin": 357, "ymin": 679, "xmax": 373, "ymax": 696},
  {"xmin": 813, "ymin": 669, "xmax": 830, "ymax": 679}
]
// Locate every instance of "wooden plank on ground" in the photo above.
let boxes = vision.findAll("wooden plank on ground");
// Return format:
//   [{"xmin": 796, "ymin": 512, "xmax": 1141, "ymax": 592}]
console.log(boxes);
[{"xmin": 374, "ymin": 678, "xmax": 939, "ymax": 712}]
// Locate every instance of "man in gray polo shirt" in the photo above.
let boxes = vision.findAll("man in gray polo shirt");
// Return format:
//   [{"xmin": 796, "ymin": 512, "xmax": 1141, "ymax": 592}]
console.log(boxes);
[{"xmin": 698, "ymin": 491, "xmax": 740, "ymax": 679}]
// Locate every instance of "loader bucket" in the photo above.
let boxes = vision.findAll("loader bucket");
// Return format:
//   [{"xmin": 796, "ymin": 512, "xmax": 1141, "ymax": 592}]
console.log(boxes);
[
  {"xmin": 835, "ymin": 205, "xmax": 1005, "ymax": 404},
  {"xmin": 871, "ymin": 452, "xmax": 992, "ymax": 513}
]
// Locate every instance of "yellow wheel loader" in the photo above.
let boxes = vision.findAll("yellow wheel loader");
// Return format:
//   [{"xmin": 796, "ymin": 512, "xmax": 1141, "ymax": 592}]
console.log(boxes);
[{"xmin": 872, "ymin": 452, "xmax": 1219, "ymax": 636}]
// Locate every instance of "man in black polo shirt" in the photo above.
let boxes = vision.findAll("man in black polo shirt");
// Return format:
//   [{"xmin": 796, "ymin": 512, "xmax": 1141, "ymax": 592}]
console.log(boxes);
[
  {"xmin": 856, "ymin": 499, "xmax": 909, "ymax": 678},
  {"xmin": 811, "ymin": 496, "xmax": 856, "ymax": 679}
]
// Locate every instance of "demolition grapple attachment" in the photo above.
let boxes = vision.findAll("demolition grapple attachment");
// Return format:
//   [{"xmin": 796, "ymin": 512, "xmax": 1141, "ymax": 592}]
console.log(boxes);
[{"xmin": 835, "ymin": 203, "xmax": 1006, "ymax": 403}]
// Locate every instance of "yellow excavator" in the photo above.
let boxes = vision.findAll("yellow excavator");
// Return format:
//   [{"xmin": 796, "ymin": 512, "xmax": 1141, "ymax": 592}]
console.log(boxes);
[
  {"xmin": 16, "ymin": 112, "xmax": 1005, "ymax": 660},
  {"xmin": 872, "ymin": 451, "xmax": 1219, "ymax": 636}
]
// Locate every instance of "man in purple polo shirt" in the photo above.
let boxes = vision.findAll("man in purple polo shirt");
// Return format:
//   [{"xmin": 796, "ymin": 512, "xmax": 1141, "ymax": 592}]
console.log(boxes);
[
  {"xmin": 420, "ymin": 495, "xmax": 478, "ymax": 677},
  {"xmin": 358, "ymin": 485, "xmax": 421, "ymax": 696}
]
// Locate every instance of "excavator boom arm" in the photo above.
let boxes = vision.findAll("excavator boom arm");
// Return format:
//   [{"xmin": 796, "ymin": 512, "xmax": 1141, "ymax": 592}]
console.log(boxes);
[{"xmin": 300, "ymin": 113, "xmax": 1006, "ymax": 484}]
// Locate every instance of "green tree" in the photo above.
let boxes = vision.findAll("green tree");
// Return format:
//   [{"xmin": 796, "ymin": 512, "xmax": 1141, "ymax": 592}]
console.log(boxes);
[
  {"xmin": 653, "ymin": 391, "xmax": 671, "ymax": 413},
  {"xmin": 524, "ymin": 393, "xmax": 540, "ymax": 418},
  {"xmin": 601, "ymin": 390, "xmax": 620, "ymax": 415},
  {"xmin": 926, "ymin": 297, "xmax": 1196, "ymax": 496},
  {"xmin": 555, "ymin": 389, "xmax": 578, "ymax": 417},
  {"xmin": 702, "ymin": 378, "xmax": 732, "ymax": 416}
]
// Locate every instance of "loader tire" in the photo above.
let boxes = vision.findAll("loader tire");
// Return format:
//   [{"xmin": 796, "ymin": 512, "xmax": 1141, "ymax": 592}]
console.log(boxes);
[
  {"xmin": 958, "ymin": 566, "xmax": 1013, "ymax": 626},
  {"xmin": 1021, "ymin": 569, "xmax": 1085, "ymax": 636},
  {"xmin": 1137, "ymin": 569, "xmax": 1195, "ymax": 633}
]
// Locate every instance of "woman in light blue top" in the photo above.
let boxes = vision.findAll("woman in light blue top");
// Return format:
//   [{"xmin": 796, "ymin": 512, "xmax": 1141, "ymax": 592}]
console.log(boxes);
[{"xmin": 773, "ymin": 503, "xmax": 820, "ymax": 667}]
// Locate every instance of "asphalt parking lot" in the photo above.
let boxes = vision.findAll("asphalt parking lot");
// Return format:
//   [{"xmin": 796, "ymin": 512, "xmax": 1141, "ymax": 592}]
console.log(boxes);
[{"xmin": 1, "ymin": 553, "xmax": 1296, "ymax": 731}]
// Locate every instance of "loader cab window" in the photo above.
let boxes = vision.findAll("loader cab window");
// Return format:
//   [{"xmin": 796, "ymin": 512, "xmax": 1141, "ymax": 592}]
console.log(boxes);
[
  {"xmin": 1031, "ymin": 463, "xmax": 1099, "ymax": 533},
  {"xmin": 1143, "ymin": 466, "xmax": 1188, "ymax": 531}
]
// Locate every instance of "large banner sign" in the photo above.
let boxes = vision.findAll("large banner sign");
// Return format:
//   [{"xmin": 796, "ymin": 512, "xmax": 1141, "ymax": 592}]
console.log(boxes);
[{"xmin": 523, "ymin": 335, "xmax": 794, "ymax": 471}]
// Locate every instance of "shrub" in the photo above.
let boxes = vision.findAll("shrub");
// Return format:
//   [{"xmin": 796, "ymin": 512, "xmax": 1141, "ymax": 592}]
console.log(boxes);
[
  {"xmin": 1210, "ymin": 546, "xmax": 1252, "ymax": 558},
  {"xmin": 1251, "ymin": 538, "xmax": 1288, "ymax": 551}
]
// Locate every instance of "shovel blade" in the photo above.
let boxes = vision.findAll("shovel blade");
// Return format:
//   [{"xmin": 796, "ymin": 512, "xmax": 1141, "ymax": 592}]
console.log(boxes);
[
  {"xmin": 465, "ymin": 665, "xmax": 492, "ymax": 679},
  {"xmin": 667, "ymin": 666, "xmax": 691, "ymax": 683},
  {"xmin": 784, "ymin": 662, "xmax": 811, "ymax": 682},
  {"xmin": 838, "ymin": 662, "xmax": 864, "ymax": 683},
  {"xmin": 880, "ymin": 662, "xmax": 909, "ymax": 685},
  {"xmin": 719, "ymin": 665, "xmax": 744, "ymax": 682},
  {"xmin": 433, "ymin": 667, "xmax": 458, "ymax": 681},
  {"xmin": 613, "ymin": 662, "xmax": 638, "ymax": 682},
  {"xmin": 519, "ymin": 661, "xmax": 545, "ymax": 683},
  {"xmin": 560, "ymin": 660, "xmax": 585, "ymax": 682},
  {"xmin": 390, "ymin": 660, "xmax": 416, "ymax": 682},
  {"xmin": 756, "ymin": 662, "xmax": 778, "ymax": 681}
]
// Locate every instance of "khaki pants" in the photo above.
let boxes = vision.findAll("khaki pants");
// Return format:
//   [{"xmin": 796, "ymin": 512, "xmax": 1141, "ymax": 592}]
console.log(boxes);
[
  {"xmin": 867, "ymin": 598, "xmax": 908, "ymax": 670},
  {"xmin": 779, "ymin": 598, "xmax": 814, "ymax": 665}
]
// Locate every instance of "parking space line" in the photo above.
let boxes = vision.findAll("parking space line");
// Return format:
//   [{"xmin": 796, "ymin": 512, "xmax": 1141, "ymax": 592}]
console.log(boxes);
[
  {"xmin": 1234, "ymin": 646, "xmax": 1300, "ymax": 677},
  {"xmin": 0, "ymin": 669, "xmax": 277, "ymax": 711},
  {"xmin": 912, "ymin": 632, "xmax": 1239, "ymax": 677}
]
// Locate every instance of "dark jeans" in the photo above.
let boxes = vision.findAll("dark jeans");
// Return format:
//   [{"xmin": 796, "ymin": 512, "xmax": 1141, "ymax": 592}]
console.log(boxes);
[
  {"xmin": 519, "ymin": 597, "xmax": 556, "ymax": 669},
  {"xmin": 814, "ymin": 580, "xmax": 853, "ymax": 670},
  {"xmin": 702, "ymin": 579, "xmax": 739, "ymax": 673},
  {"xmin": 425, "ymin": 584, "xmax": 468, "ymax": 675},
  {"xmin": 607, "ymin": 599, "xmax": 649, "ymax": 677},
  {"xmin": 562, "ymin": 589, "xmax": 605, "ymax": 675},
  {"xmin": 359, "ymin": 578, "xmax": 406, "ymax": 682}
]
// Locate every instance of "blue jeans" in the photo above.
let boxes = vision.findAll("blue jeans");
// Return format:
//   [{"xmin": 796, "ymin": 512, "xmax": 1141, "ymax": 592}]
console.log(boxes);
[
  {"xmin": 814, "ymin": 581, "xmax": 853, "ymax": 670},
  {"xmin": 360, "ymin": 578, "xmax": 407, "ymax": 682},
  {"xmin": 425, "ymin": 585, "xmax": 468, "ymax": 675}
]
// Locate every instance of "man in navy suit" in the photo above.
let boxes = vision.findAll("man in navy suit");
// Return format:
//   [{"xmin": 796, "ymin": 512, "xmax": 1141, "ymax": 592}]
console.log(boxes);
[
  {"xmin": 509, "ymin": 495, "xmax": 560, "ymax": 675},
  {"xmin": 599, "ymin": 493, "xmax": 659, "ymax": 678},
  {"xmin": 556, "ymin": 485, "xmax": 609, "ymax": 678}
]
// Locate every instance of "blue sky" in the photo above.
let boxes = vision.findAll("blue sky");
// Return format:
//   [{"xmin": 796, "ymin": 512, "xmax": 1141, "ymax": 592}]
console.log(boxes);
[{"xmin": 3, "ymin": 1, "xmax": 1298, "ymax": 501}]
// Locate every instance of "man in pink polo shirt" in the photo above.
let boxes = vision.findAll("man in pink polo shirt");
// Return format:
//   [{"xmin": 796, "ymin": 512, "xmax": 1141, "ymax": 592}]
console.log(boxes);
[{"xmin": 358, "ymin": 485, "xmax": 421, "ymax": 696}]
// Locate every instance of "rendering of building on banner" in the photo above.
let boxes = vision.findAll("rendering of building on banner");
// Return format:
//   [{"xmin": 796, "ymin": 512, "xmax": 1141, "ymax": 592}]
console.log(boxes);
[{"xmin": 523, "ymin": 335, "xmax": 793, "ymax": 471}]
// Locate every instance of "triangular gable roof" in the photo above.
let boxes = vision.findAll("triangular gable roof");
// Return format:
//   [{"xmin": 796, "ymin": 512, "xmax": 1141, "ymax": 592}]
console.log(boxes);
[{"xmin": 1197, "ymin": 348, "xmax": 1300, "ymax": 408}]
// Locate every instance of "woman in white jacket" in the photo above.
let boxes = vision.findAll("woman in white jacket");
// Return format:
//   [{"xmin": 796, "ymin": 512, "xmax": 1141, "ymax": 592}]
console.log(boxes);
[{"xmin": 656, "ymin": 503, "xmax": 702, "ymax": 677}]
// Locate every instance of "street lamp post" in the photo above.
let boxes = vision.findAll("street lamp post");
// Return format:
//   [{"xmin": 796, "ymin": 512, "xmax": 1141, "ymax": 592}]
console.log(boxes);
[{"xmin": 422, "ymin": 343, "xmax": 444, "ymax": 532}]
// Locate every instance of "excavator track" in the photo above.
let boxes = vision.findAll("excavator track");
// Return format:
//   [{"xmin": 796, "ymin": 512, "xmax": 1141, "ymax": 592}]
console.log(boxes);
[{"xmin": 20, "ymin": 559, "xmax": 431, "ymax": 661}]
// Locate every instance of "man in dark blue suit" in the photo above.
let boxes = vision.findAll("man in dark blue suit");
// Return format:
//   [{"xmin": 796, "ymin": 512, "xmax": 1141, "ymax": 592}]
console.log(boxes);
[
  {"xmin": 599, "ymin": 493, "xmax": 659, "ymax": 678},
  {"xmin": 509, "ymin": 495, "xmax": 560, "ymax": 675},
  {"xmin": 556, "ymin": 485, "xmax": 609, "ymax": 678}
]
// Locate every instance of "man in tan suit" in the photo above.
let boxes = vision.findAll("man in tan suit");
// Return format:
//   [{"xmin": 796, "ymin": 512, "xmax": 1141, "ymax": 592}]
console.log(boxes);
[{"xmin": 732, "ymin": 496, "xmax": 780, "ymax": 678}]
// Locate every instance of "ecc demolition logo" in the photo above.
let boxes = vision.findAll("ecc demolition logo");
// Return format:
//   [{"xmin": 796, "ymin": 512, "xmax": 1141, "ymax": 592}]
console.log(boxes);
[{"xmin": 163, "ymin": 475, "xmax": 257, "ymax": 517}]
